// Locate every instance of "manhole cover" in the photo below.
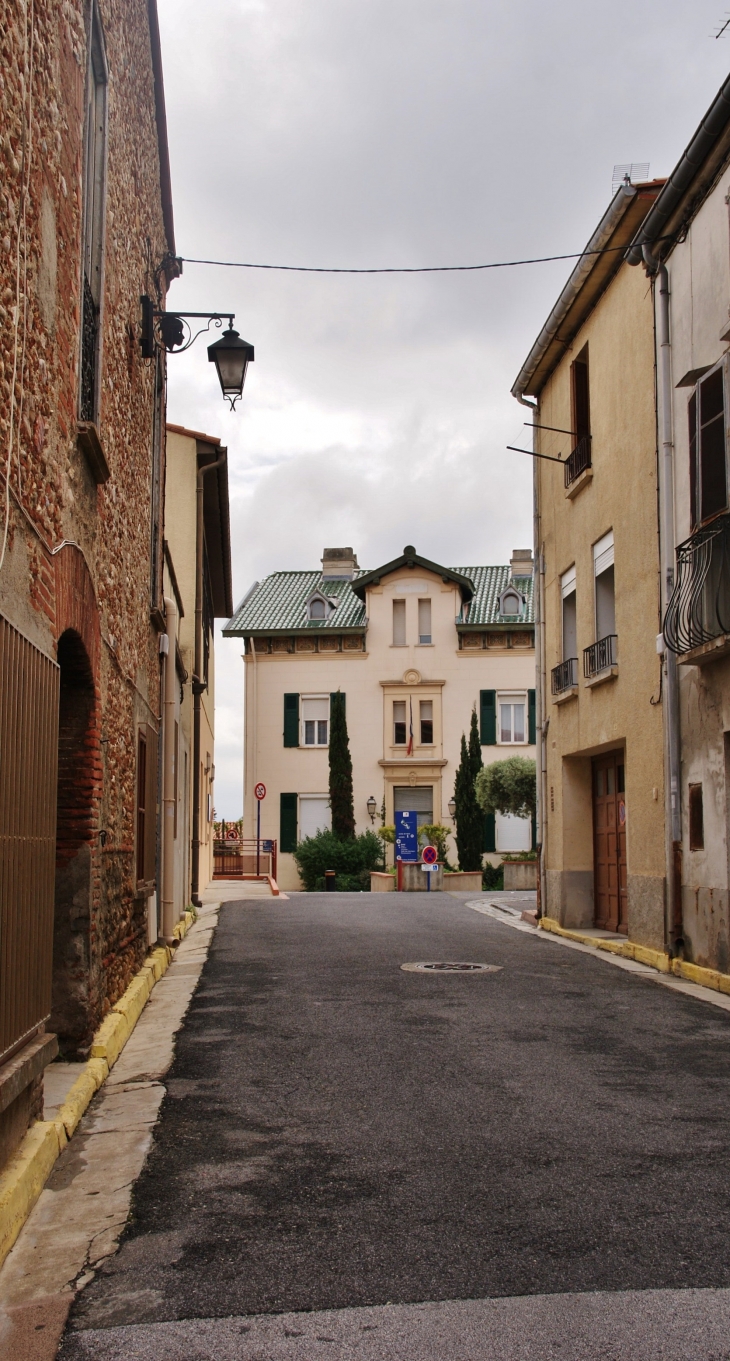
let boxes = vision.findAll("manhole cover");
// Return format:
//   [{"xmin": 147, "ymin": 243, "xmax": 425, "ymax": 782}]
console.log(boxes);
[{"xmin": 400, "ymin": 962, "xmax": 502, "ymax": 973}]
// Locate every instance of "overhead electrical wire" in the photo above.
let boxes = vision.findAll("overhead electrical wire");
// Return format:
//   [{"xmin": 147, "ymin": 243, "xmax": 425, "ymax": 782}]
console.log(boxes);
[{"xmin": 179, "ymin": 238, "xmax": 659, "ymax": 275}]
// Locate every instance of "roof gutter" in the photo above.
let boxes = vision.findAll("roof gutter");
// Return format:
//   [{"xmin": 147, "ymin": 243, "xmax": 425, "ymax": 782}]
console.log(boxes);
[
  {"xmin": 511, "ymin": 182, "xmax": 636, "ymax": 402},
  {"xmin": 626, "ymin": 73, "xmax": 730, "ymax": 268}
]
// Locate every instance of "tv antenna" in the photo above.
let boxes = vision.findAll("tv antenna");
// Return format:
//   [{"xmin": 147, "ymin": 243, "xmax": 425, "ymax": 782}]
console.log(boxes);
[{"xmin": 714, "ymin": 13, "xmax": 730, "ymax": 37}]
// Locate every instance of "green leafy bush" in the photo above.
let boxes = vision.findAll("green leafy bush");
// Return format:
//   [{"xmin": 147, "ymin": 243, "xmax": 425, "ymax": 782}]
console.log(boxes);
[
  {"xmin": 482, "ymin": 862, "xmax": 504, "ymax": 890},
  {"xmin": 293, "ymin": 829, "xmax": 383, "ymax": 892},
  {"xmin": 420, "ymin": 824, "xmax": 455, "ymax": 871},
  {"xmin": 475, "ymin": 757, "xmax": 536, "ymax": 820}
]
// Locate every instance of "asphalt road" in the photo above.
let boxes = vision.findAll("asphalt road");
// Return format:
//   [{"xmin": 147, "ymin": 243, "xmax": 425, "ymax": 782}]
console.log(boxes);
[{"xmin": 60, "ymin": 893, "xmax": 730, "ymax": 1357}]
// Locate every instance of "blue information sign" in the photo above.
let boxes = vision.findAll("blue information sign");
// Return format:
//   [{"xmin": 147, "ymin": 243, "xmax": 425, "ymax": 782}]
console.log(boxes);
[{"xmin": 395, "ymin": 810, "xmax": 419, "ymax": 862}]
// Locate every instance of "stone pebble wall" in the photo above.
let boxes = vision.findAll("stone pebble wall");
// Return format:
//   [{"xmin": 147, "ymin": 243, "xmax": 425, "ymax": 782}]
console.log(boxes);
[{"xmin": 0, "ymin": 0, "xmax": 173, "ymax": 1046}]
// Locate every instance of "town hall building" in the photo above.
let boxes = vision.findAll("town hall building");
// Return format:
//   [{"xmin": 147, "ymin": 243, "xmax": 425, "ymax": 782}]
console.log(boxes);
[{"xmin": 224, "ymin": 546, "xmax": 536, "ymax": 890}]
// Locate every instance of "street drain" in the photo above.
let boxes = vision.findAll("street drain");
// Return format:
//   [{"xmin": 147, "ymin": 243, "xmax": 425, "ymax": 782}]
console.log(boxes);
[{"xmin": 400, "ymin": 962, "xmax": 502, "ymax": 973}]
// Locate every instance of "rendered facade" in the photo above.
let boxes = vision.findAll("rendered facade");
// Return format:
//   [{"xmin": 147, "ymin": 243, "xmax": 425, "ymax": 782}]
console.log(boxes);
[
  {"xmin": 513, "ymin": 177, "xmax": 667, "ymax": 945},
  {"xmin": 225, "ymin": 546, "xmax": 536, "ymax": 892}
]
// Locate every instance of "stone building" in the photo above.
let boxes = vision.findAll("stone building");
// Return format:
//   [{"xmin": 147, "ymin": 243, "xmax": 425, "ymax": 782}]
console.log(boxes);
[
  {"xmin": 0, "ymin": 0, "xmax": 178, "ymax": 1170},
  {"xmin": 224, "ymin": 546, "xmax": 536, "ymax": 892}
]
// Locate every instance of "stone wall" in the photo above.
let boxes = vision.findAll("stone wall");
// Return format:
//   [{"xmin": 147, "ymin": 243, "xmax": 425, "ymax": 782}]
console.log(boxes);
[{"xmin": 0, "ymin": 0, "xmax": 174, "ymax": 1076}]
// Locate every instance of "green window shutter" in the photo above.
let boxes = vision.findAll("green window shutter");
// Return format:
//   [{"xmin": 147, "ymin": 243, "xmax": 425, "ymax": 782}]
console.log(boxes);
[
  {"xmin": 280, "ymin": 793, "xmax": 298, "ymax": 852},
  {"xmin": 528, "ymin": 689, "xmax": 536, "ymax": 744},
  {"xmin": 330, "ymin": 691, "xmax": 345, "ymax": 716},
  {"xmin": 484, "ymin": 813, "xmax": 496, "ymax": 853},
  {"xmin": 480, "ymin": 690, "xmax": 496, "ymax": 745},
  {"xmin": 283, "ymin": 693, "xmax": 299, "ymax": 747}
]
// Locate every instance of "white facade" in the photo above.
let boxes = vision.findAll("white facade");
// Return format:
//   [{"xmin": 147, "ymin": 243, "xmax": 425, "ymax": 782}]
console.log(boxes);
[{"xmin": 227, "ymin": 548, "xmax": 537, "ymax": 890}]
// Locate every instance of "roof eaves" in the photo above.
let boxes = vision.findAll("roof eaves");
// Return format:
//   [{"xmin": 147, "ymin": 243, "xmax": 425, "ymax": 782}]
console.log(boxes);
[{"xmin": 353, "ymin": 549, "xmax": 474, "ymax": 601}]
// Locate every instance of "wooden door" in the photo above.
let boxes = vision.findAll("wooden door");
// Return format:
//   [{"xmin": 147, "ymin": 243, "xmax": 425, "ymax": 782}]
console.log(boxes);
[{"xmin": 592, "ymin": 752, "xmax": 627, "ymax": 934}]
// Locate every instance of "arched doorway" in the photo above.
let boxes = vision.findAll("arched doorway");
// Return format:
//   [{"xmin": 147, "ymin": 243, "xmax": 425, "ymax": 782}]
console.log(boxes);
[{"xmin": 51, "ymin": 629, "xmax": 97, "ymax": 1054}]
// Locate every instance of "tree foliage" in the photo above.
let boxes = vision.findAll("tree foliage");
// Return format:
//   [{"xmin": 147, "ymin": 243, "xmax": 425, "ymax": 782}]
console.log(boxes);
[
  {"xmin": 475, "ymin": 756, "xmax": 537, "ymax": 820},
  {"xmin": 328, "ymin": 691, "xmax": 355, "ymax": 839},
  {"xmin": 293, "ymin": 829, "xmax": 383, "ymax": 891},
  {"xmin": 453, "ymin": 708, "xmax": 484, "ymax": 871}
]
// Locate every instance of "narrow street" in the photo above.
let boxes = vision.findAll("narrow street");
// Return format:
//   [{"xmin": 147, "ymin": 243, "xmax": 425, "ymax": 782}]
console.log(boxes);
[{"xmin": 57, "ymin": 892, "xmax": 730, "ymax": 1360}]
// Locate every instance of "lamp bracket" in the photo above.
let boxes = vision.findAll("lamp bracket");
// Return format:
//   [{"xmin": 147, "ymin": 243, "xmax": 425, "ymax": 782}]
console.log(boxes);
[{"xmin": 140, "ymin": 294, "xmax": 235, "ymax": 358}]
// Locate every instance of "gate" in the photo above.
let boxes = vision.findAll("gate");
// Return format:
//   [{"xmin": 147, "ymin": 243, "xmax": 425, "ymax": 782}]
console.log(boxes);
[{"xmin": 0, "ymin": 615, "xmax": 59, "ymax": 1064}]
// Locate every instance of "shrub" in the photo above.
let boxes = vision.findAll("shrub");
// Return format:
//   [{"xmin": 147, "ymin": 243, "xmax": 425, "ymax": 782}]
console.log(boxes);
[
  {"xmin": 293, "ymin": 828, "xmax": 383, "ymax": 892},
  {"xmin": 475, "ymin": 756, "xmax": 537, "ymax": 820},
  {"xmin": 482, "ymin": 862, "xmax": 504, "ymax": 891},
  {"xmin": 420, "ymin": 824, "xmax": 455, "ymax": 871}
]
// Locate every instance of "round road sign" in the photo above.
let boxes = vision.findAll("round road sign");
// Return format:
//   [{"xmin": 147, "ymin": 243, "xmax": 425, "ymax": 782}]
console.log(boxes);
[
  {"xmin": 254, "ymin": 782, "xmax": 267, "ymax": 801},
  {"xmin": 422, "ymin": 844, "xmax": 438, "ymax": 865}
]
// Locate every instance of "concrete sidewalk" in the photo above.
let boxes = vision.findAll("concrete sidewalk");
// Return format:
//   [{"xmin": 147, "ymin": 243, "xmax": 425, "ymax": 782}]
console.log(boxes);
[{"xmin": 0, "ymin": 895, "xmax": 220, "ymax": 1361}]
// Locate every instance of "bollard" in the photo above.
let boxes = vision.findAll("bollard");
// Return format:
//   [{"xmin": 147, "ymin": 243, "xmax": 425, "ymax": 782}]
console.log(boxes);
[{"xmin": 325, "ymin": 869, "xmax": 336, "ymax": 891}]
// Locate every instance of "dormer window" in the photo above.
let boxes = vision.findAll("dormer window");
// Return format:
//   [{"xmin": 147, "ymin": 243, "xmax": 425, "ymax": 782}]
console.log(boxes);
[
  {"xmin": 305, "ymin": 591, "xmax": 336, "ymax": 622},
  {"xmin": 499, "ymin": 585, "xmax": 525, "ymax": 618}
]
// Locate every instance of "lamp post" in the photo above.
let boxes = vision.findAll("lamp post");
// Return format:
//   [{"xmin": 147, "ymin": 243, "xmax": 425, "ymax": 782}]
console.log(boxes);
[
  {"xmin": 140, "ymin": 295, "xmax": 254, "ymax": 408},
  {"xmin": 367, "ymin": 795, "xmax": 377, "ymax": 824},
  {"xmin": 448, "ymin": 797, "xmax": 456, "ymax": 819}
]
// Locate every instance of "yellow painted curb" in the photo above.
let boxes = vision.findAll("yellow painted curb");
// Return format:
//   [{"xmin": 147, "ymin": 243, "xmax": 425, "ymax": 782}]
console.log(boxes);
[
  {"xmin": 0, "ymin": 912, "xmax": 194, "ymax": 1272},
  {"xmin": 0, "ymin": 1120, "xmax": 66, "ymax": 1266},
  {"xmin": 538, "ymin": 917, "xmax": 730, "ymax": 991}
]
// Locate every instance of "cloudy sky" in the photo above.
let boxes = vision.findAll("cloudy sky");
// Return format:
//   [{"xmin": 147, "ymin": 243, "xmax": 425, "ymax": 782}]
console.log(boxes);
[{"xmin": 156, "ymin": 0, "xmax": 730, "ymax": 818}]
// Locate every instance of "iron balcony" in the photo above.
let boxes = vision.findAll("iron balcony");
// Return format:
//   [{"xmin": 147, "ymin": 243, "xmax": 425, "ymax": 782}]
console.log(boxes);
[
  {"xmin": 583, "ymin": 633, "xmax": 618, "ymax": 678},
  {"xmin": 564, "ymin": 437, "xmax": 591, "ymax": 489},
  {"xmin": 663, "ymin": 512, "xmax": 730, "ymax": 656},
  {"xmin": 551, "ymin": 657, "xmax": 579, "ymax": 694}
]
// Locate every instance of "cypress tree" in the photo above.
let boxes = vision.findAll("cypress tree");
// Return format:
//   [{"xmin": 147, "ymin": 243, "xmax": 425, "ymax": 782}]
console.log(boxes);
[
  {"xmin": 453, "ymin": 709, "xmax": 484, "ymax": 871},
  {"xmin": 329, "ymin": 691, "xmax": 356, "ymax": 839}
]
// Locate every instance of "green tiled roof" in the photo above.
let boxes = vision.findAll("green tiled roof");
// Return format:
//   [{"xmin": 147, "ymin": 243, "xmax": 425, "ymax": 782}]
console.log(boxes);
[{"xmin": 224, "ymin": 563, "xmax": 534, "ymax": 635}]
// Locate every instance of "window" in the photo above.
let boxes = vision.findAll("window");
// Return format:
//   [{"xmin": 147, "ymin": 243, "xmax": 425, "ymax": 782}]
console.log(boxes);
[
  {"xmin": 561, "ymin": 566, "xmax": 577, "ymax": 660},
  {"xmin": 393, "ymin": 599, "xmax": 406, "ymax": 646},
  {"xmin": 418, "ymin": 599, "xmax": 432, "ymax": 644},
  {"xmin": 420, "ymin": 700, "xmax": 433, "ymax": 744},
  {"xmin": 309, "ymin": 598, "xmax": 326, "ymax": 619},
  {"xmin": 499, "ymin": 586, "xmax": 524, "ymax": 617},
  {"xmin": 689, "ymin": 783, "xmax": 704, "ymax": 850},
  {"xmin": 690, "ymin": 365, "xmax": 727, "ymax": 527},
  {"xmin": 393, "ymin": 700, "xmax": 406, "ymax": 745},
  {"xmin": 499, "ymin": 695, "xmax": 526, "ymax": 744},
  {"xmin": 299, "ymin": 795, "xmax": 331, "ymax": 839},
  {"xmin": 394, "ymin": 784, "xmax": 433, "ymax": 832},
  {"xmin": 571, "ymin": 346, "xmax": 591, "ymax": 444},
  {"xmin": 496, "ymin": 812, "xmax": 532, "ymax": 852},
  {"xmin": 302, "ymin": 696, "xmax": 329, "ymax": 746},
  {"xmin": 80, "ymin": 3, "xmax": 108, "ymax": 423},
  {"xmin": 594, "ymin": 531, "xmax": 615, "ymax": 640}
]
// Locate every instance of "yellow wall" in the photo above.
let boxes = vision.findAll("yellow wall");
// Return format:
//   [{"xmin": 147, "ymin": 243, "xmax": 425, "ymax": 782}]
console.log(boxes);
[{"xmin": 536, "ymin": 261, "xmax": 665, "ymax": 945}]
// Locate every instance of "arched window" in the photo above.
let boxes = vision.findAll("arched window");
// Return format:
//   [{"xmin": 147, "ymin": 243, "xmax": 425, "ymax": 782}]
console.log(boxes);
[
  {"xmin": 499, "ymin": 587, "xmax": 523, "ymax": 617},
  {"xmin": 309, "ymin": 598, "xmax": 326, "ymax": 619}
]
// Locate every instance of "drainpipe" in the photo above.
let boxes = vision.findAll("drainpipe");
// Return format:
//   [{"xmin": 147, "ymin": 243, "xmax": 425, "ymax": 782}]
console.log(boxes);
[
  {"xmin": 516, "ymin": 390, "xmax": 547, "ymax": 918},
  {"xmin": 161, "ymin": 594, "xmax": 177, "ymax": 943},
  {"xmin": 191, "ymin": 450, "xmax": 227, "ymax": 907},
  {"xmin": 655, "ymin": 262, "xmax": 684, "ymax": 953}
]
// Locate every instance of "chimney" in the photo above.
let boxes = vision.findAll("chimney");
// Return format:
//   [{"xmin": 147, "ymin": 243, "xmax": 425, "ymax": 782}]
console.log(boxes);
[
  {"xmin": 510, "ymin": 548, "xmax": 533, "ymax": 578},
  {"xmin": 322, "ymin": 547, "xmax": 359, "ymax": 580}
]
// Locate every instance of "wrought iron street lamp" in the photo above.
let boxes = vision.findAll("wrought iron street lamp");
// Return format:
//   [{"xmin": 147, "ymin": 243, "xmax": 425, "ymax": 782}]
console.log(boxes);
[
  {"xmin": 367, "ymin": 795, "xmax": 377, "ymax": 823},
  {"xmin": 140, "ymin": 295, "xmax": 254, "ymax": 409},
  {"xmin": 448, "ymin": 797, "xmax": 456, "ymax": 819}
]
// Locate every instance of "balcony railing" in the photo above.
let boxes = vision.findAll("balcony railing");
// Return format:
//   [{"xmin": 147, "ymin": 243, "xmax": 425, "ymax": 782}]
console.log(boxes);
[
  {"xmin": 663, "ymin": 512, "xmax": 730, "ymax": 655},
  {"xmin": 583, "ymin": 633, "xmax": 617, "ymax": 678},
  {"xmin": 551, "ymin": 657, "xmax": 578, "ymax": 694},
  {"xmin": 564, "ymin": 437, "xmax": 591, "ymax": 489}
]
